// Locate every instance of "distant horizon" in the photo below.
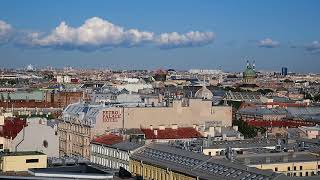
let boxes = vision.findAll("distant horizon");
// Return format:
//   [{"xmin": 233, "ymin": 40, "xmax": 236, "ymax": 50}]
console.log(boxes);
[
  {"xmin": 1, "ymin": 0, "xmax": 320, "ymax": 73},
  {"xmin": 1, "ymin": 64, "xmax": 315, "ymax": 74}
]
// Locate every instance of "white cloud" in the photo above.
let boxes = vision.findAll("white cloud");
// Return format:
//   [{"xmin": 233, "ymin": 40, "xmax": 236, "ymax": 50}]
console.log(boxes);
[
  {"xmin": 305, "ymin": 41, "xmax": 320, "ymax": 52},
  {"xmin": 156, "ymin": 31, "xmax": 215, "ymax": 49},
  {"xmin": 0, "ymin": 20, "xmax": 13, "ymax": 43},
  {"xmin": 24, "ymin": 17, "xmax": 154, "ymax": 50},
  {"xmin": 258, "ymin": 38, "xmax": 280, "ymax": 48},
  {"xmin": 20, "ymin": 17, "xmax": 214, "ymax": 50}
]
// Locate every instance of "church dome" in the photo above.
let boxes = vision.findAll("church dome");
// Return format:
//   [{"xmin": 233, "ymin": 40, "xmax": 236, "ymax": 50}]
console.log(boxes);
[
  {"xmin": 242, "ymin": 61, "xmax": 257, "ymax": 85},
  {"xmin": 243, "ymin": 68, "xmax": 256, "ymax": 78},
  {"xmin": 195, "ymin": 86, "xmax": 213, "ymax": 99}
]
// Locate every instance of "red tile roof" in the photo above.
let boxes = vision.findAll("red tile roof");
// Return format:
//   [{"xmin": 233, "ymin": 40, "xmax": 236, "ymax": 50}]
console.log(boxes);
[
  {"xmin": 0, "ymin": 118, "xmax": 27, "ymax": 139},
  {"xmin": 91, "ymin": 134, "xmax": 123, "ymax": 145},
  {"xmin": 141, "ymin": 127, "xmax": 203, "ymax": 140}
]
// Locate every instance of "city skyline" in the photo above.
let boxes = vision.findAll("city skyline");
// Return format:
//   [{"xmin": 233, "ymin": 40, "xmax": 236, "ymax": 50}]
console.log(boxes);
[{"xmin": 1, "ymin": 0, "xmax": 320, "ymax": 72}]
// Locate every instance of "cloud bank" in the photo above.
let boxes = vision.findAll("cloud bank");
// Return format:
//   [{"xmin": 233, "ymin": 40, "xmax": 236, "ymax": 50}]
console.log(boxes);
[
  {"xmin": 305, "ymin": 41, "xmax": 320, "ymax": 53},
  {"xmin": 8, "ymin": 17, "xmax": 215, "ymax": 50},
  {"xmin": 258, "ymin": 38, "xmax": 280, "ymax": 48},
  {"xmin": 155, "ymin": 31, "xmax": 215, "ymax": 49},
  {"xmin": 0, "ymin": 20, "xmax": 13, "ymax": 44}
]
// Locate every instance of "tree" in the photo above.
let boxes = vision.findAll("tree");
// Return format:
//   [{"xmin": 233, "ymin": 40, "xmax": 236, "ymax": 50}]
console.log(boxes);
[{"xmin": 233, "ymin": 119, "xmax": 266, "ymax": 138}]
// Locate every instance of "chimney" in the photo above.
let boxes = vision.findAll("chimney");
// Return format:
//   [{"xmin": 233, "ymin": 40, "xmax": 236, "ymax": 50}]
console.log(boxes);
[
  {"xmin": 159, "ymin": 125, "xmax": 165, "ymax": 130},
  {"xmin": 153, "ymin": 130, "xmax": 158, "ymax": 136},
  {"xmin": 208, "ymin": 127, "xmax": 215, "ymax": 137},
  {"xmin": 233, "ymin": 126, "xmax": 238, "ymax": 131},
  {"xmin": 222, "ymin": 134, "xmax": 227, "ymax": 140},
  {"xmin": 216, "ymin": 126, "xmax": 222, "ymax": 134},
  {"xmin": 171, "ymin": 124, "xmax": 178, "ymax": 130},
  {"xmin": 192, "ymin": 124, "xmax": 198, "ymax": 129},
  {"xmin": 150, "ymin": 125, "xmax": 153, "ymax": 130}
]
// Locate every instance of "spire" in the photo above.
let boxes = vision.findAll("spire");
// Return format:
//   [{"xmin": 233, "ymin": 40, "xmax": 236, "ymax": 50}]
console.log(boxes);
[
  {"xmin": 246, "ymin": 60, "xmax": 250, "ymax": 68},
  {"xmin": 253, "ymin": 60, "xmax": 256, "ymax": 70}
]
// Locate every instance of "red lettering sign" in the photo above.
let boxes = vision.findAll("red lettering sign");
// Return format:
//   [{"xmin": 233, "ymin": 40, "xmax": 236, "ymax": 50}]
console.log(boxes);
[{"xmin": 103, "ymin": 110, "xmax": 122, "ymax": 122}]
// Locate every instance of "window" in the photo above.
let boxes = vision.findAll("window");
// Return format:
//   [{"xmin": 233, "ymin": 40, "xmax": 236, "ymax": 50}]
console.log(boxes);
[
  {"xmin": 208, "ymin": 152, "xmax": 212, "ymax": 156},
  {"xmin": 293, "ymin": 173, "xmax": 296, "ymax": 176},
  {"xmin": 275, "ymin": 167, "xmax": 278, "ymax": 172},
  {"xmin": 0, "ymin": 144, "xmax": 3, "ymax": 149},
  {"xmin": 294, "ymin": 166, "xmax": 296, "ymax": 171},
  {"xmin": 300, "ymin": 166, "xmax": 303, "ymax": 170},
  {"xmin": 299, "ymin": 172, "xmax": 302, "ymax": 176},
  {"xmin": 43, "ymin": 140, "xmax": 48, "ymax": 148},
  {"xmin": 288, "ymin": 167, "xmax": 290, "ymax": 171},
  {"xmin": 306, "ymin": 172, "xmax": 309, "ymax": 176},
  {"xmin": 26, "ymin": 159, "xmax": 39, "ymax": 163}
]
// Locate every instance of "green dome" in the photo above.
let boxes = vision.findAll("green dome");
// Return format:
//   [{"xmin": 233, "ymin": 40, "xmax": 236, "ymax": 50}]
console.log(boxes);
[
  {"xmin": 243, "ymin": 67, "xmax": 256, "ymax": 78},
  {"xmin": 243, "ymin": 66, "xmax": 256, "ymax": 77}
]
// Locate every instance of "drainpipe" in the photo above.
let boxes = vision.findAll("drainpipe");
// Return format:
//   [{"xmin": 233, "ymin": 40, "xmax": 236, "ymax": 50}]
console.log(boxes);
[{"xmin": 15, "ymin": 126, "xmax": 25, "ymax": 152}]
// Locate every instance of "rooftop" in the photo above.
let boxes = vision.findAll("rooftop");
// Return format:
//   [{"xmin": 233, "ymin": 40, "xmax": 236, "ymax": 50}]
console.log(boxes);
[
  {"xmin": 234, "ymin": 152, "xmax": 320, "ymax": 165},
  {"xmin": 141, "ymin": 127, "xmax": 203, "ymax": 140},
  {"xmin": 0, "ymin": 151, "xmax": 45, "ymax": 157},
  {"xmin": 131, "ymin": 143, "xmax": 286, "ymax": 180},
  {"xmin": 28, "ymin": 164, "xmax": 113, "ymax": 179},
  {"xmin": 91, "ymin": 134, "xmax": 123, "ymax": 145},
  {"xmin": 205, "ymin": 139, "xmax": 278, "ymax": 149}
]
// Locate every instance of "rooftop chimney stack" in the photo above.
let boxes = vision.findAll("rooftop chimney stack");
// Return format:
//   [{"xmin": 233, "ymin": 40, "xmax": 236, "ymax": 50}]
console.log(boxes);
[{"xmin": 153, "ymin": 129, "xmax": 158, "ymax": 136}]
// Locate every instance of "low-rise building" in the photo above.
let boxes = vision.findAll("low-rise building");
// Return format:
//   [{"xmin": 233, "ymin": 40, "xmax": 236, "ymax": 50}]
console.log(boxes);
[
  {"xmin": 0, "ymin": 151, "xmax": 47, "ymax": 172},
  {"xmin": 90, "ymin": 134, "xmax": 144, "ymax": 171},
  {"xmin": 0, "ymin": 117, "xmax": 59, "ymax": 157},
  {"xmin": 234, "ymin": 152, "xmax": 320, "ymax": 177},
  {"xmin": 130, "ymin": 143, "xmax": 286, "ymax": 180}
]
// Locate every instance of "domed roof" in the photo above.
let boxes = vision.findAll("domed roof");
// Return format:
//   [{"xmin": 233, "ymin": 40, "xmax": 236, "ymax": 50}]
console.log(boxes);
[
  {"xmin": 243, "ymin": 68, "xmax": 256, "ymax": 78},
  {"xmin": 242, "ymin": 61, "xmax": 257, "ymax": 78},
  {"xmin": 195, "ymin": 85, "xmax": 213, "ymax": 99}
]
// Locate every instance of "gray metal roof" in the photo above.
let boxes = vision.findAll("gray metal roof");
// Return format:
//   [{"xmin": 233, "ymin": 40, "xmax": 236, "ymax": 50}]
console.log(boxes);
[
  {"xmin": 205, "ymin": 139, "xmax": 278, "ymax": 149},
  {"xmin": 111, "ymin": 141, "xmax": 144, "ymax": 151},
  {"xmin": 131, "ymin": 143, "xmax": 287, "ymax": 180},
  {"xmin": 234, "ymin": 152, "xmax": 320, "ymax": 165}
]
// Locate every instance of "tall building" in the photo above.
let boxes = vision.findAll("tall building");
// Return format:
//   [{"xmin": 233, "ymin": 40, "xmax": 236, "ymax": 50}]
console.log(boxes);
[{"xmin": 281, "ymin": 67, "xmax": 288, "ymax": 76}]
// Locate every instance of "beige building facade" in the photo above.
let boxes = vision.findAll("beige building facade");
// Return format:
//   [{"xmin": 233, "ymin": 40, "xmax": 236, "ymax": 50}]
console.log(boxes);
[
  {"xmin": 58, "ymin": 99, "xmax": 232, "ymax": 159},
  {"xmin": 0, "ymin": 151, "xmax": 47, "ymax": 172}
]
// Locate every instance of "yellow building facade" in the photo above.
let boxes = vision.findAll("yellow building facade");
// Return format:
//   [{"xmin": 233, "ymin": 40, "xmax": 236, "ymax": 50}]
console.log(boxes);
[
  {"xmin": 0, "ymin": 151, "xmax": 47, "ymax": 172},
  {"xmin": 130, "ymin": 159, "xmax": 196, "ymax": 180},
  {"xmin": 249, "ymin": 161, "xmax": 320, "ymax": 177}
]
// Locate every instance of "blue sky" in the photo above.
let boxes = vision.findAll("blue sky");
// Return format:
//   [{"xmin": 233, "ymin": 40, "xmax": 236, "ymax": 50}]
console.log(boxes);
[{"xmin": 0, "ymin": 0, "xmax": 320, "ymax": 72}]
